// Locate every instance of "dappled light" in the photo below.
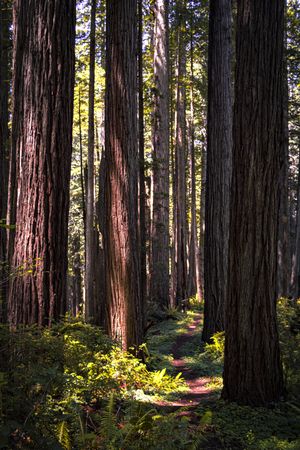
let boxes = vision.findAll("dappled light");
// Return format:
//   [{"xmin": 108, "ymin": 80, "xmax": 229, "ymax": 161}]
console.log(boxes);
[{"xmin": 0, "ymin": 0, "xmax": 299, "ymax": 448}]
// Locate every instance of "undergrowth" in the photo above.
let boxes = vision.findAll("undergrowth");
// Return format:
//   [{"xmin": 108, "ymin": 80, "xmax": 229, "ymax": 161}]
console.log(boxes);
[{"xmin": 0, "ymin": 298, "xmax": 299, "ymax": 449}]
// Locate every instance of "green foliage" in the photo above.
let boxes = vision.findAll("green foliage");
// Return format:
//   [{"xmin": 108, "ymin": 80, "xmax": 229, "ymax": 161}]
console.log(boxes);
[
  {"xmin": 0, "ymin": 318, "xmax": 186, "ymax": 449},
  {"xmin": 0, "ymin": 300, "xmax": 299, "ymax": 449},
  {"xmin": 192, "ymin": 401, "xmax": 300, "ymax": 450},
  {"xmin": 56, "ymin": 421, "xmax": 71, "ymax": 450},
  {"xmin": 204, "ymin": 331, "xmax": 225, "ymax": 359},
  {"xmin": 277, "ymin": 298, "xmax": 300, "ymax": 399}
]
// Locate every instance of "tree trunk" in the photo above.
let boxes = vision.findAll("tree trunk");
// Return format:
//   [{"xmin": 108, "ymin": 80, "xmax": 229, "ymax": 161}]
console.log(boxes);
[
  {"xmin": 278, "ymin": 37, "xmax": 291, "ymax": 299},
  {"xmin": 187, "ymin": 19, "xmax": 199, "ymax": 299},
  {"xmin": 222, "ymin": 0, "xmax": 285, "ymax": 406},
  {"xmin": 198, "ymin": 144, "xmax": 206, "ymax": 301},
  {"xmin": 71, "ymin": 235, "xmax": 82, "ymax": 317},
  {"xmin": 138, "ymin": 0, "xmax": 147, "ymax": 325},
  {"xmin": 95, "ymin": 151, "xmax": 106, "ymax": 327},
  {"xmin": 78, "ymin": 88, "xmax": 86, "ymax": 236},
  {"xmin": 150, "ymin": 0, "xmax": 170, "ymax": 310},
  {"xmin": 85, "ymin": 0, "xmax": 96, "ymax": 321},
  {"xmin": 290, "ymin": 149, "xmax": 300, "ymax": 298},
  {"xmin": 105, "ymin": 0, "xmax": 143, "ymax": 350},
  {"xmin": 202, "ymin": 0, "xmax": 232, "ymax": 343},
  {"xmin": 0, "ymin": 0, "xmax": 11, "ymax": 320},
  {"xmin": 174, "ymin": 0, "xmax": 188, "ymax": 306},
  {"xmin": 8, "ymin": 0, "xmax": 76, "ymax": 326}
]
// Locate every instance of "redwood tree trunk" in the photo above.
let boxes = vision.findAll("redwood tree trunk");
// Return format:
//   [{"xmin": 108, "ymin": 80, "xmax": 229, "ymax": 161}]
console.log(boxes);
[
  {"xmin": 278, "ymin": 43, "xmax": 291, "ymax": 298},
  {"xmin": 8, "ymin": 0, "xmax": 76, "ymax": 326},
  {"xmin": 138, "ymin": 0, "xmax": 147, "ymax": 323},
  {"xmin": 174, "ymin": 0, "xmax": 188, "ymax": 306},
  {"xmin": 150, "ymin": 0, "xmax": 170, "ymax": 310},
  {"xmin": 187, "ymin": 20, "xmax": 200, "ymax": 300},
  {"xmin": 222, "ymin": 0, "xmax": 285, "ymax": 406},
  {"xmin": 105, "ymin": 0, "xmax": 143, "ymax": 350},
  {"xmin": 85, "ymin": 0, "xmax": 96, "ymax": 321},
  {"xmin": 0, "ymin": 0, "xmax": 11, "ymax": 320},
  {"xmin": 202, "ymin": 0, "xmax": 232, "ymax": 343},
  {"xmin": 290, "ymin": 149, "xmax": 300, "ymax": 298}
]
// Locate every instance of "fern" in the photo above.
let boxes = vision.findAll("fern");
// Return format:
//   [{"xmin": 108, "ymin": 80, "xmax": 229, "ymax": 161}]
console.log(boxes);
[
  {"xmin": 100, "ymin": 392, "xmax": 122, "ymax": 448},
  {"xmin": 56, "ymin": 420, "xmax": 71, "ymax": 450}
]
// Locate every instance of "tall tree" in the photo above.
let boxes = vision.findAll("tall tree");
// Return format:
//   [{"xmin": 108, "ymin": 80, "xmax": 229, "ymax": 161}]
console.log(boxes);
[
  {"xmin": 290, "ymin": 150, "xmax": 300, "ymax": 298},
  {"xmin": 222, "ymin": 0, "xmax": 285, "ymax": 405},
  {"xmin": 105, "ymin": 0, "xmax": 143, "ymax": 350},
  {"xmin": 187, "ymin": 13, "xmax": 201, "ymax": 300},
  {"xmin": 85, "ymin": 0, "xmax": 96, "ymax": 321},
  {"xmin": 173, "ymin": 0, "xmax": 188, "ymax": 306},
  {"xmin": 202, "ymin": 0, "xmax": 232, "ymax": 342},
  {"xmin": 0, "ymin": 0, "xmax": 11, "ymax": 319},
  {"xmin": 8, "ymin": 0, "xmax": 76, "ymax": 326},
  {"xmin": 150, "ymin": 0, "xmax": 170, "ymax": 309},
  {"xmin": 278, "ymin": 52, "xmax": 291, "ymax": 298},
  {"xmin": 138, "ymin": 0, "xmax": 147, "ymax": 322}
]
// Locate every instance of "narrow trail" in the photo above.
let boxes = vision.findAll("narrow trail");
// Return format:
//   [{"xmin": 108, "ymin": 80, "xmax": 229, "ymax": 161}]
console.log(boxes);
[{"xmin": 156, "ymin": 313, "xmax": 214, "ymax": 409}]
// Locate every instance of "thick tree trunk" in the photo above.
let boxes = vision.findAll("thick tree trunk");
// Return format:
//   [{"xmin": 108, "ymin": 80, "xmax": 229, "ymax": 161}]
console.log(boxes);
[
  {"xmin": 198, "ymin": 144, "xmax": 206, "ymax": 301},
  {"xmin": 0, "ymin": 0, "xmax": 11, "ymax": 320},
  {"xmin": 105, "ymin": 0, "xmax": 143, "ymax": 350},
  {"xmin": 8, "ymin": 0, "xmax": 75, "ymax": 326},
  {"xmin": 138, "ymin": 0, "xmax": 147, "ymax": 324},
  {"xmin": 202, "ymin": 0, "xmax": 232, "ymax": 343},
  {"xmin": 222, "ymin": 0, "xmax": 285, "ymax": 406},
  {"xmin": 150, "ymin": 0, "xmax": 170, "ymax": 310},
  {"xmin": 85, "ymin": 0, "xmax": 96, "ymax": 321},
  {"xmin": 174, "ymin": 0, "xmax": 188, "ymax": 306}
]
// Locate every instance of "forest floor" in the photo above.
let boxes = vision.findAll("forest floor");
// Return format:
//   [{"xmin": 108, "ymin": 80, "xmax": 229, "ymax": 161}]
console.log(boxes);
[
  {"xmin": 154, "ymin": 312, "xmax": 213, "ymax": 408},
  {"xmin": 1, "ymin": 302, "xmax": 299, "ymax": 449},
  {"xmin": 145, "ymin": 305, "xmax": 300, "ymax": 449}
]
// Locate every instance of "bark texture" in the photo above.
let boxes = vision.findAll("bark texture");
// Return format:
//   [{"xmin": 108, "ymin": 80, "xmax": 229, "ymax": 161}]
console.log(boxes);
[
  {"xmin": 202, "ymin": 0, "xmax": 232, "ymax": 342},
  {"xmin": 150, "ymin": 0, "xmax": 170, "ymax": 309},
  {"xmin": 0, "ymin": 0, "xmax": 10, "ymax": 319},
  {"xmin": 105, "ymin": 0, "xmax": 143, "ymax": 350},
  {"xmin": 85, "ymin": 0, "xmax": 96, "ymax": 321},
  {"xmin": 222, "ymin": 0, "xmax": 285, "ymax": 406},
  {"xmin": 277, "ymin": 45, "xmax": 291, "ymax": 298},
  {"xmin": 8, "ymin": 0, "xmax": 75, "ymax": 326},
  {"xmin": 290, "ymin": 150, "xmax": 300, "ymax": 298},
  {"xmin": 138, "ymin": 0, "xmax": 146, "ymax": 324},
  {"xmin": 187, "ymin": 22, "xmax": 200, "ymax": 300},
  {"xmin": 173, "ymin": 0, "xmax": 188, "ymax": 306}
]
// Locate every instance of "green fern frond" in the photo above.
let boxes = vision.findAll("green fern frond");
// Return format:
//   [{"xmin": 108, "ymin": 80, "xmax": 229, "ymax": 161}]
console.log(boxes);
[{"xmin": 56, "ymin": 420, "xmax": 71, "ymax": 450}]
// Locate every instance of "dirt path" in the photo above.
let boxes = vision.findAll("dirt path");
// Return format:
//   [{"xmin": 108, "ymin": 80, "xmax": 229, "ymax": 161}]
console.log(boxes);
[{"xmin": 156, "ymin": 313, "xmax": 213, "ymax": 408}]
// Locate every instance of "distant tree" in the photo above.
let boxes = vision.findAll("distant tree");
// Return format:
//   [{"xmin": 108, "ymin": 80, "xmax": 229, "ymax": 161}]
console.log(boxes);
[
  {"xmin": 150, "ymin": 0, "xmax": 170, "ymax": 310},
  {"xmin": 105, "ymin": 0, "xmax": 143, "ymax": 350},
  {"xmin": 291, "ymin": 151, "xmax": 300, "ymax": 298},
  {"xmin": 202, "ymin": 0, "xmax": 232, "ymax": 343},
  {"xmin": 85, "ymin": 0, "xmax": 96, "ymax": 321},
  {"xmin": 173, "ymin": 0, "xmax": 188, "ymax": 306},
  {"xmin": 288, "ymin": 0, "xmax": 300, "ymax": 298},
  {"xmin": 222, "ymin": 0, "xmax": 285, "ymax": 405},
  {"xmin": 187, "ymin": 17, "xmax": 199, "ymax": 299},
  {"xmin": 8, "ymin": 0, "xmax": 76, "ymax": 326},
  {"xmin": 278, "ymin": 53, "xmax": 291, "ymax": 299}
]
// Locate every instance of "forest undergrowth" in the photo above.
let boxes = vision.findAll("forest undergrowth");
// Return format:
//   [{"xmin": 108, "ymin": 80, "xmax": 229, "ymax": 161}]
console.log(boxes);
[{"xmin": 0, "ymin": 299, "xmax": 299, "ymax": 449}]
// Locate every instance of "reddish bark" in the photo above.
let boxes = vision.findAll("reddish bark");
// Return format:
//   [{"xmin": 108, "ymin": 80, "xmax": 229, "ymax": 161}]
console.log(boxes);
[{"xmin": 8, "ymin": 0, "xmax": 75, "ymax": 326}]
